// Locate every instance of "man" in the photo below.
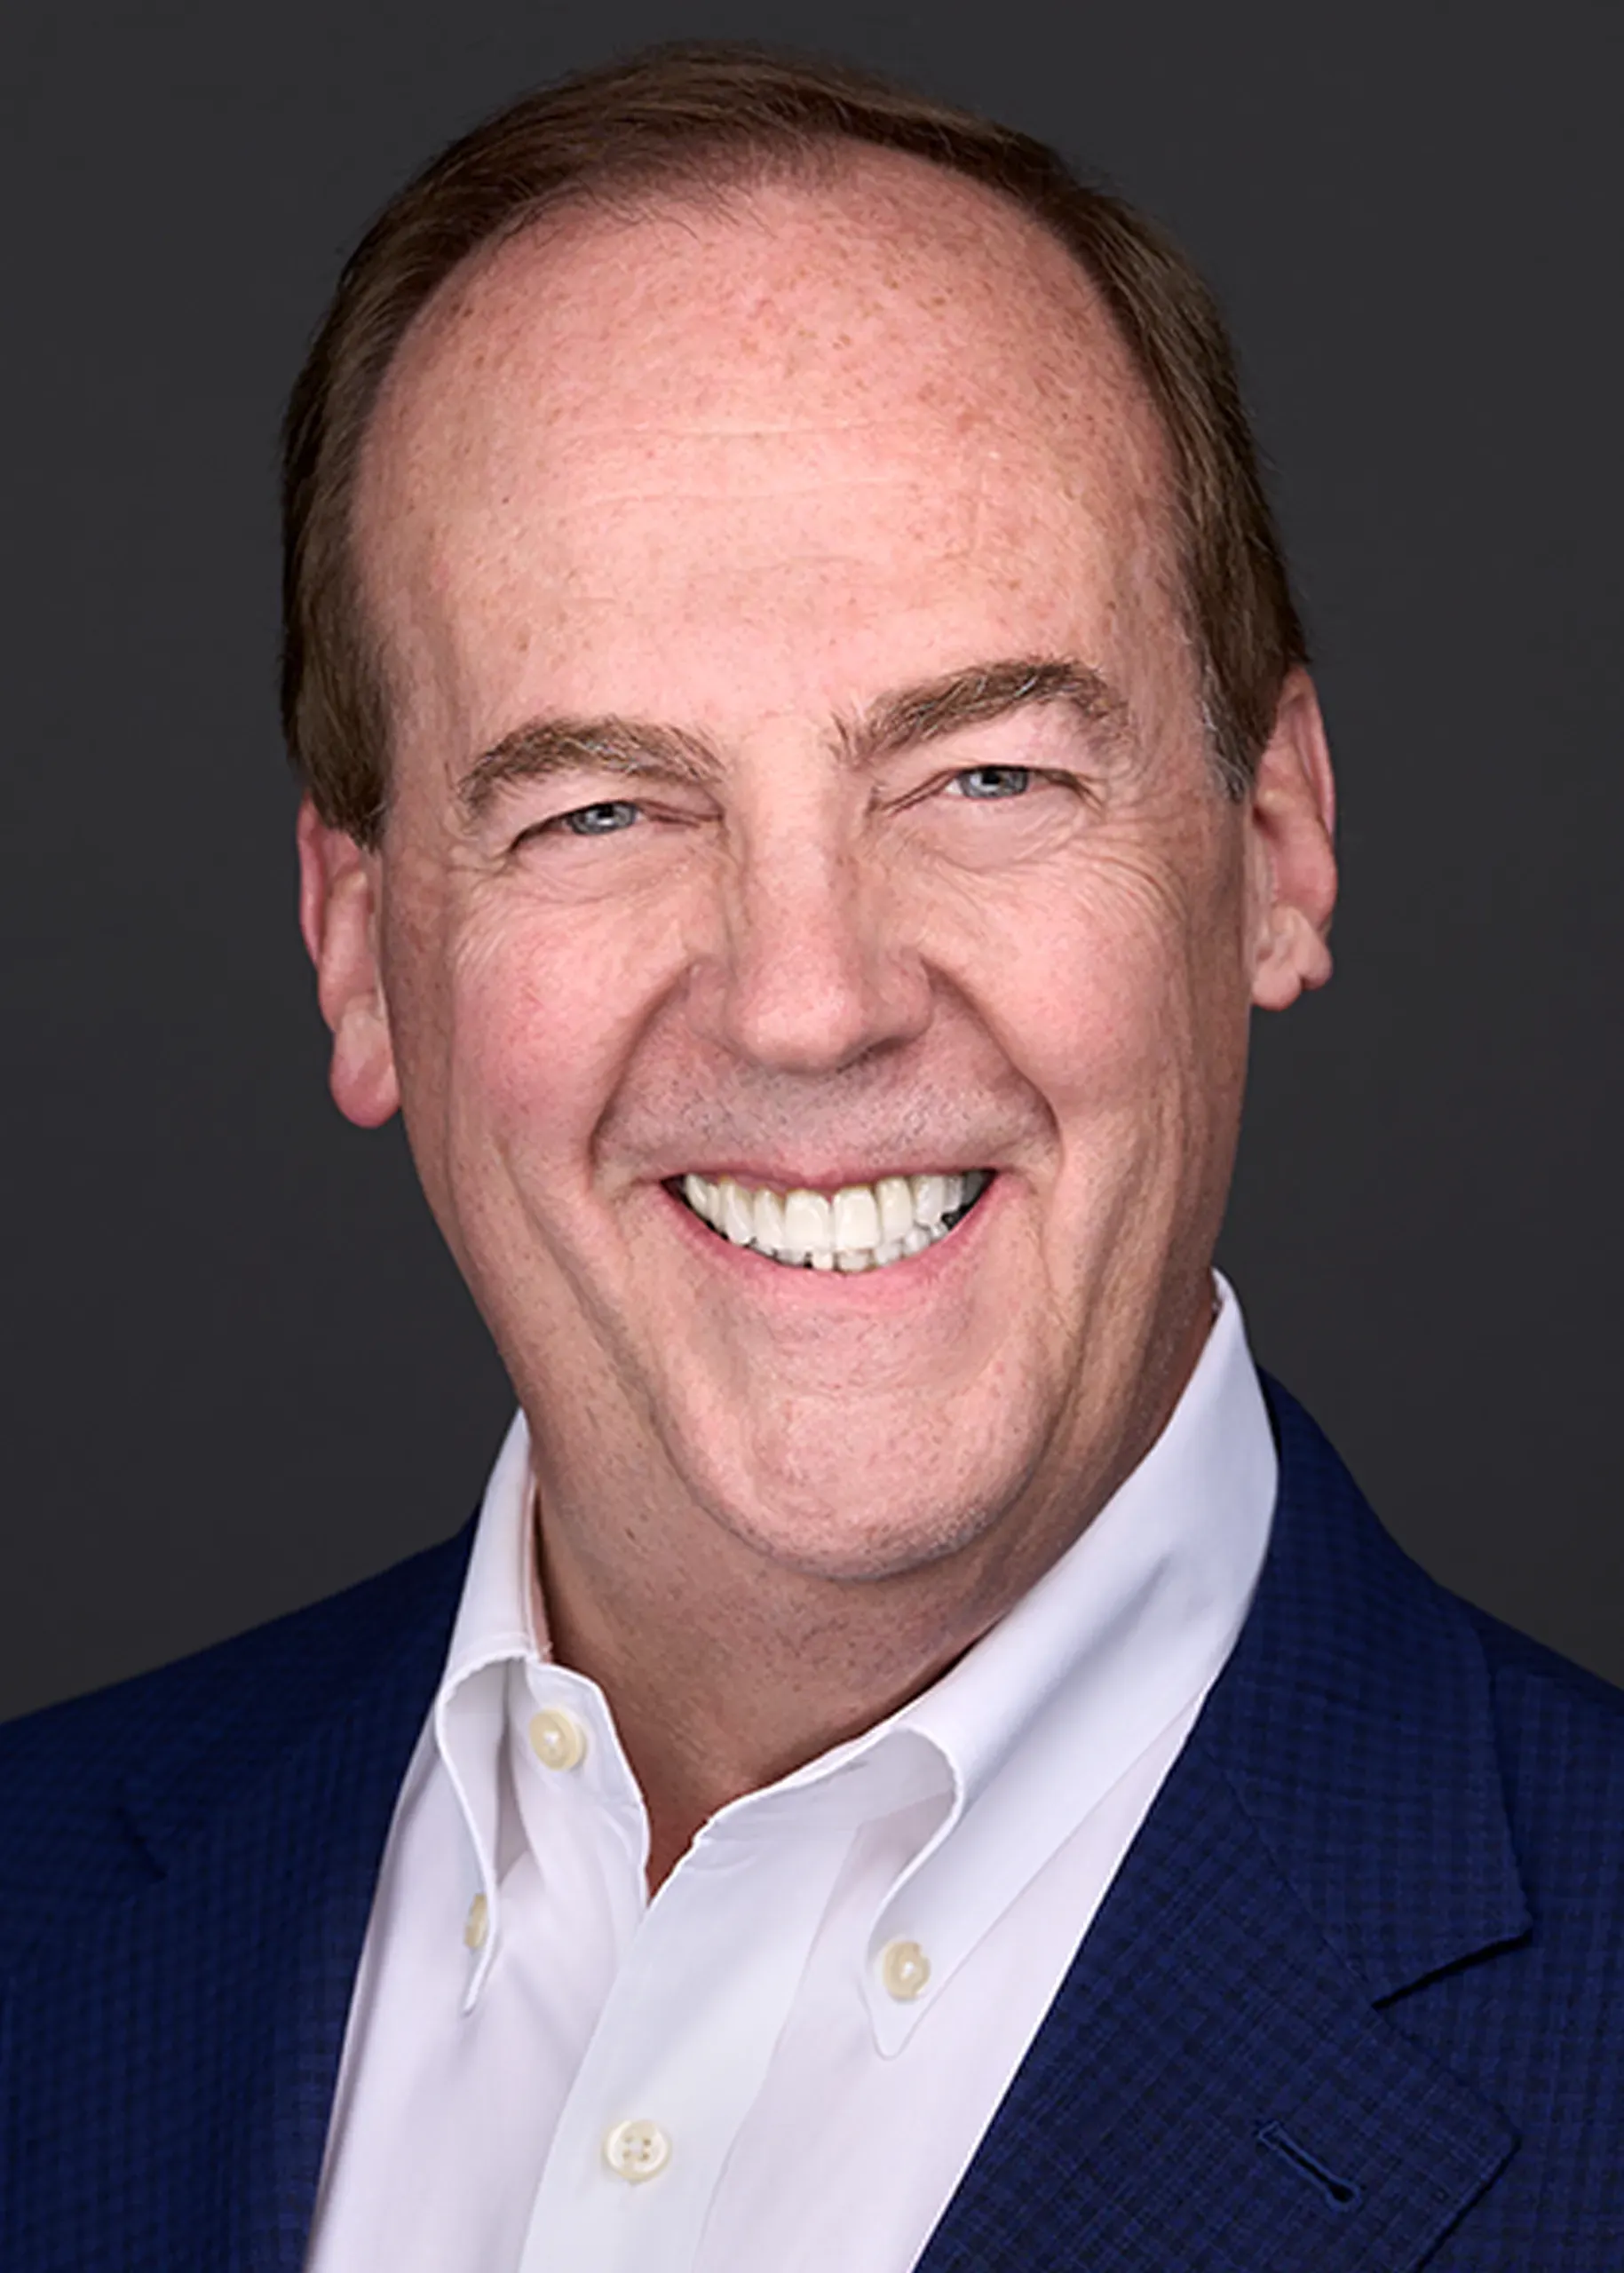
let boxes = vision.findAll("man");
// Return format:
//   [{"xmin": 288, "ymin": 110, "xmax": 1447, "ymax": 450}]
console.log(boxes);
[{"xmin": 3, "ymin": 42, "xmax": 1620, "ymax": 2272}]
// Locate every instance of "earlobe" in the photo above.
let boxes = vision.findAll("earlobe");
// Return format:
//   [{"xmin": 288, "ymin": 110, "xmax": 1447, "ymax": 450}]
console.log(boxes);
[
  {"xmin": 296, "ymin": 799, "xmax": 400, "ymax": 1128},
  {"xmin": 1247, "ymin": 671, "xmax": 1338, "ymax": 1013}
]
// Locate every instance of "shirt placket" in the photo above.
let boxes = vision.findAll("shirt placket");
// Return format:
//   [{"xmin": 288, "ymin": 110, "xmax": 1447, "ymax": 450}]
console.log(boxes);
[{"xmin": 513, "ymin": 1781, "xmax": 891, "ymax": 2273}]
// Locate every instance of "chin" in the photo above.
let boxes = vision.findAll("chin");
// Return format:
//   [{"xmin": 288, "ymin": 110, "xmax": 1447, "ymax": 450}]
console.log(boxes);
[{"xmin": 677, "ymin": 1417, "xmax": 1039, "ymax": 1586}]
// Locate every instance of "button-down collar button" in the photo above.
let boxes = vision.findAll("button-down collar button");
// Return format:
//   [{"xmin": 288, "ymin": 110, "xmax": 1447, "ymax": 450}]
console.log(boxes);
[
  {"xmin": 603, "ymin": 2118, "xmax": 671, "ymax": 2183},
  {"xmin": 879, "ymin": 1937, "xmax": 931, "ymax": 2000},
  {"xmin": 463, "ymin": 1892, "xmax": 489, "ymax": 1952},
  {"xmin": 528, "ymin": 1706, "xmax": 588, "ymax": 1770}
]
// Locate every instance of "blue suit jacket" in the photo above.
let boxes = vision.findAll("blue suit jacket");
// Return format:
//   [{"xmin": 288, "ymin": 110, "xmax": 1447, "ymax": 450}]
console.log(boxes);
[{"xmin": 4, "ymin": 1381, "xmax": 1622, "ymax": 2269}]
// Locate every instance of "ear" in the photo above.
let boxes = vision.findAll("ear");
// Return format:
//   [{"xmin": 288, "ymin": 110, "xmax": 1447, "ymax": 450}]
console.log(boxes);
[
  {"xmin": 296, "ymin": 798, "xmax": 400, "ymax": 1127},
  {"xmin": 1246, "ymin": 669, "xmax": 1338, "ymax": 1012}
]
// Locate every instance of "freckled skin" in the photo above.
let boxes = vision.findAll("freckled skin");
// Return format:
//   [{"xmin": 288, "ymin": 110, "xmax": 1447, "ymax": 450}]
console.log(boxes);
[{"xmin": 300, "ymin": 151, "xmax": 1335, "ymax": 1867}]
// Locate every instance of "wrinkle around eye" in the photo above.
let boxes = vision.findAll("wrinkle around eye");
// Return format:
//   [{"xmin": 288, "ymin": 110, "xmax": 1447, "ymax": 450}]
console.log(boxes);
[
  {"xmin": 491, "ymin": 800, "xmax": 712, "ymax": 908},
  {"xmin": 886, "ymin": 764, "xmax": 1097, "ymax": 872}
]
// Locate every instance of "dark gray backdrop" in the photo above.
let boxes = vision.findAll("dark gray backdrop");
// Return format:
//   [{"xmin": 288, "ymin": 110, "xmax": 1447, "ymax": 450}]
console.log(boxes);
[{"xmin": 5, "ymin": 0, "xmax": 1620, "ymax": 1721}]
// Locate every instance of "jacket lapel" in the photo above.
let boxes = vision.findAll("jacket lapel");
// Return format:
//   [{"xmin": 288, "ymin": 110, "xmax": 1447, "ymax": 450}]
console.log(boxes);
[
  {"xmin": 3, "ymin": 1528, "xmax": 471, "ymax": 2273},
  {"xmin": 917, "ymin": 1382, "xmax": 1530, "ymax": 2272}
]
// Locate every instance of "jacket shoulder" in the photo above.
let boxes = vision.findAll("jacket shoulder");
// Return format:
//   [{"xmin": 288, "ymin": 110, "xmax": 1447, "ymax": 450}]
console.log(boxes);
[
  {"xmin": 1463, "ymin": 1598, "xmax": 1624, "ymax": 1876},
  {"xmin": 1253, "ymin": 1372, "xmax": 1624, "ymax": 1928},
  {"xmin": 0, "ymin": 1526, "xmax": 472, "ymax": 1957},
  {"xmin": 1465, "ymin": 1596, "xmax": 1624, "ymax": 1723}
]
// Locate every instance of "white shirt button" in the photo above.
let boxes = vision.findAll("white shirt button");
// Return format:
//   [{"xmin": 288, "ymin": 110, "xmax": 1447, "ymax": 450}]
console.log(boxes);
[
  {"xmin": 463, "ymin": 1891, "xmax": 489, "ymax": 1952},
  {"xmin": 528, "ymin": 1707, "xmax": 588, "ymax": 1770},
  {"xmin": 603, "ymin": 2117, "xmax": 671, "ymax": 2183},
  {"xmin": 879, "ymin": 1937, "xmax": 931, "ymax": 2000}
]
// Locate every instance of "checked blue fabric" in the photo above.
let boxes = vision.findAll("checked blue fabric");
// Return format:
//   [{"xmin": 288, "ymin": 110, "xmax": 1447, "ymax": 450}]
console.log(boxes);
[{"xmin": 3, "ymin": 1380, "xmax": 1622, "ymax": 2269}]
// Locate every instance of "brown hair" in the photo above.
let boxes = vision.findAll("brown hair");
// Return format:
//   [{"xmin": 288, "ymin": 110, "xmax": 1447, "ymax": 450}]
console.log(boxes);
[{"xmin": 281, "ymin": 42, "xmax": 1305, "ymax": 843}]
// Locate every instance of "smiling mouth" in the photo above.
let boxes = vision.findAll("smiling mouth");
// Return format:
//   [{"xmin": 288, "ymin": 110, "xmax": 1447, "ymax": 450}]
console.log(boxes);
[{"xmin": 672, "ymin": 1169, "xmax": 994, "ymax": 1272}]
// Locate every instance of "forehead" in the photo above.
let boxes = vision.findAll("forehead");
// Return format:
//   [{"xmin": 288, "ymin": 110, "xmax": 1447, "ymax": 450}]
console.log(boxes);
[{"xmin": 353, "ymin": 149, "xmax": 1179, "ymax": 739}]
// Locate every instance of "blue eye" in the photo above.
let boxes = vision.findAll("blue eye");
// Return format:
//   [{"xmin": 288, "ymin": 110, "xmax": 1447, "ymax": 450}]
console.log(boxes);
[
  {"xmin": 560, "ymin": 800, "xmax": 639, "ymax": 836},
  {"xmin": 953, "ymin": 765, "xmax": 1032, "ymax": 800}
]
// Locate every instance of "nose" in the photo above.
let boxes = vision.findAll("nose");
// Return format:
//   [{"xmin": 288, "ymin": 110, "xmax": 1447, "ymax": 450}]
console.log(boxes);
[{"xmin": 693, "ymin": 819, "xmax": 932, "ymax": 1076}]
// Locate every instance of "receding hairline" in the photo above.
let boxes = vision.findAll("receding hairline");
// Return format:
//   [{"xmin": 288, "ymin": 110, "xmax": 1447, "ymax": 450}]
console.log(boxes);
[
  {"xmin": 350, "ymin": 139, "xmax": 1183, "ymax": 752},
  {"xmin": 365, "ymin": 132, "xmax": 1159, "ymax": 467}
]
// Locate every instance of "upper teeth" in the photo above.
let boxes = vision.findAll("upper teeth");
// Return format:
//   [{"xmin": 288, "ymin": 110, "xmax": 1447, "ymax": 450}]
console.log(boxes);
[{"xmin": 681, "ymin": 1170, "xmax": 989, "ymax": 1271}]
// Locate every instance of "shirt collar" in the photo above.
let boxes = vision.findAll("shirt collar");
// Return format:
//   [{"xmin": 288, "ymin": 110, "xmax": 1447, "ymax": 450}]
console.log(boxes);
[
  {"xmin": 430, "ymin": 1274, "xmax": 1275, "ymax": 2026},
  {"xmin": 860, "ymin": 1271, "xmax": 1275, "ymax": 2044},
  {"xmin": 429, "ymin": 1411, "xmax": 546, "ymax": 2004}
]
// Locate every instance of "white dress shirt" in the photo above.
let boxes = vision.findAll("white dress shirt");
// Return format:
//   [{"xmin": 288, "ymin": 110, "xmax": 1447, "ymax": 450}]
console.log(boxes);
[{"xmin": 305, "ymin": 1276, "xmax": 1276, "ymax": 2273}]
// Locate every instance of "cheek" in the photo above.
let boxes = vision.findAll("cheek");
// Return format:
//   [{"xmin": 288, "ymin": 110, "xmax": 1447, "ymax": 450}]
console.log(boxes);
[
  {"xmin": 988, "ymin": 843, "xmax": 1249, "ymax": 1157},
  {"xmin": 437, "ymin": 922, "xmax": 612, "ymax": 1164},
  {"xmin": 428, "ymin": 894, "xmax": 698, "ymax": 1203}
]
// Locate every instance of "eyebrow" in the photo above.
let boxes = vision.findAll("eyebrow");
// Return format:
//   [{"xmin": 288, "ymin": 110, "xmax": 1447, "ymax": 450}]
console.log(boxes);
[
  {"xmin": 456, "ymin": 654, "xmax": 1128, "ymax": 820},
  {"xmin": 846, "ymin": 655, "xmax": 1129, "ymax": 764}
]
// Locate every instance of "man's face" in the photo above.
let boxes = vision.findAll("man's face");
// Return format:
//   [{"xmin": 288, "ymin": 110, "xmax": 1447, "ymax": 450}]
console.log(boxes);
[{"xmin": 305, "ymin": 154, "xmax": 1333, "ymax": 1590}]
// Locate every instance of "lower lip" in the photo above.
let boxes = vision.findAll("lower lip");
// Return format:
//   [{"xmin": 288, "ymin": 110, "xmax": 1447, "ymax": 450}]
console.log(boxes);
[{"xmin": 661, "ymin": 1177, "xmax": 999, "ymax": 1303}]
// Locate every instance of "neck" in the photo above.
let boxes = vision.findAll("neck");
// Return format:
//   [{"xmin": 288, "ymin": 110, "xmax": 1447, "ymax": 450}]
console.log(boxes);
[
  {"xmin": 529, "ymin": 1290, "xmax": 1211, "ymax": 1890},
  {"xmin": 538, "ymin": 1515, "xmax": 994, "ymax": 1889}
]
